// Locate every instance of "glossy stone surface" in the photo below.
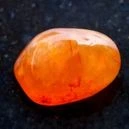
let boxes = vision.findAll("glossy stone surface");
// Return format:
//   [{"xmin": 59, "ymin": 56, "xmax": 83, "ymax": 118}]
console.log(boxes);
[{"xmin": 14, "ymin": 28, "xmax": 121, "ymax": 106}]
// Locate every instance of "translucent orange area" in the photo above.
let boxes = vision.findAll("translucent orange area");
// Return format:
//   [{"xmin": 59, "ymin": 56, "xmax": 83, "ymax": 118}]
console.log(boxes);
[{"xmin": 14, "ymin": 28, "xmax": 121, "ymax": 106}]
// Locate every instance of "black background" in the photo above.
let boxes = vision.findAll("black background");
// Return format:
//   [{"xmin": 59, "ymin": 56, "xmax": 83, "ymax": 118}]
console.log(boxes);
[{"xmin": 0, "ymin": 0, "xmax": 129, "ymax": 129}]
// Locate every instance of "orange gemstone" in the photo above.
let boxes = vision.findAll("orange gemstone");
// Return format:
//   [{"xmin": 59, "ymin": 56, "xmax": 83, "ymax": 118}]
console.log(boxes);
[{"xmin": 14, "ymin": 28, "xmax": 121, "ymax": 106}]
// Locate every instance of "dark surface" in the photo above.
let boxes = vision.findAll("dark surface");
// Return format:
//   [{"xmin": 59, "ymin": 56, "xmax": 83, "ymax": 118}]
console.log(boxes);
[{"xmin": 0, "ymin": 0, "xmax": 129, "ymax": 129}]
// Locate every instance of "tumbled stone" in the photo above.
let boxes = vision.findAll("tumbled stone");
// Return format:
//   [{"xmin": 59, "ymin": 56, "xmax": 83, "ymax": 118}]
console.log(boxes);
[{"xmin": 14, "ymin": 28, "xmax": 121, "ymax": 106}]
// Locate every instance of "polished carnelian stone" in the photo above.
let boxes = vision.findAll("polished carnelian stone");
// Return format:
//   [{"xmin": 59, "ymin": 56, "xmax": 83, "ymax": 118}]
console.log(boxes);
[{"xmin": 14, "ymin": 28, "xmax": 121, "ymax": 106}]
